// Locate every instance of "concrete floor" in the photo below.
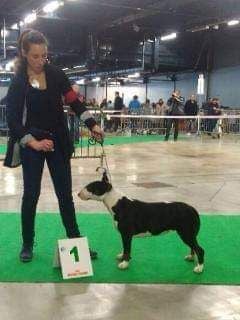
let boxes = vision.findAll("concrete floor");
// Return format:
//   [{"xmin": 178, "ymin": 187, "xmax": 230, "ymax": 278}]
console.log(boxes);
[{"xmin": 0, "ymin": 136, "xmax": 240, "ymax": 319}]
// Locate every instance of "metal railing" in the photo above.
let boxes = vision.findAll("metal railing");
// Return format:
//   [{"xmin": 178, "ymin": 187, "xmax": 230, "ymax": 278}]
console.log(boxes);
[
  {"xmin": 2, "ymin": 106, "xmax": 240, "ymax": 161},
  {"xmin": 106, "ymin": 113, "xmax": 240, "ymax": 137}
]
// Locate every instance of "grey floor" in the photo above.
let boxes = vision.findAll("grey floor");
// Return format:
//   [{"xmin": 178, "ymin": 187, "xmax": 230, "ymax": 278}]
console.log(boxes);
[{"xmin": 1, "ymin": 135, "xmax": 240, "ymax": 320}]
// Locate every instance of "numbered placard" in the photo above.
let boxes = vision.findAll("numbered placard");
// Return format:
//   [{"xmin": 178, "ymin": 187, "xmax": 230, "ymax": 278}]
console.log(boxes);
[{"xmin": 54, "ymin": 237, "xmax": 93, "ymax": 279}]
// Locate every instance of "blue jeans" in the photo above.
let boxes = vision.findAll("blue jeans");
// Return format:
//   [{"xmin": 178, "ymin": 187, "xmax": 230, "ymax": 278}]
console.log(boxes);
[{"xmin": 20, "ymin": 136, "xmax": 80, "ymax": 245}]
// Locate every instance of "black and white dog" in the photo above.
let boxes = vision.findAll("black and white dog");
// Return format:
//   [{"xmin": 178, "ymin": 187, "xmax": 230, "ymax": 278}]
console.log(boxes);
[{"xmin": 78, "ymin": 172, "xmax": 204, "ymax": 273}]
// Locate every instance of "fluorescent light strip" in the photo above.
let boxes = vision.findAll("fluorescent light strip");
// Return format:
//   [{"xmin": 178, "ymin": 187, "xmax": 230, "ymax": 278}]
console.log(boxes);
[
  {"xmin": 161, "ymin": 32, "xmax": 177, "ymax": 41},
  {"xmin": 128, "ymin": 72, "xmax": 140, "ymax": 78},
  {"xmin": 43, "ymin": 1, "xmax": 61, "ymax": 13},
  {"xmin": 24, "ymin": 12, "xmax": 37, "ymax": 24},
  {"xmin": 92, "ymin": 77, "xmax": 101, "ymax": 82},
  {"xmin": 76, "ymin": 79, "xmax": 85, "ymax": 85},
  {"xmin": 227, "ymin": 20, "xmax": 239, "ymax": 26}
]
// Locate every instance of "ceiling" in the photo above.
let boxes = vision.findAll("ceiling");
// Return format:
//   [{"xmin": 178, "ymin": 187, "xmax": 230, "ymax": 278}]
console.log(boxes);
[{"xmin": 0, "ymin": 0, "xmax": 240, "ymax": 73}]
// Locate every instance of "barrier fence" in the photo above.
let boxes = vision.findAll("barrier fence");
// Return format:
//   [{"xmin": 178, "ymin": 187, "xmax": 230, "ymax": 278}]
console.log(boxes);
[
  {"xmin": 106, "ymin": 114, "xmax": 240, "ymax": 137},
  {"xmin": 1, "ymin": 105, "xmax": 240, "ymax": 161}
]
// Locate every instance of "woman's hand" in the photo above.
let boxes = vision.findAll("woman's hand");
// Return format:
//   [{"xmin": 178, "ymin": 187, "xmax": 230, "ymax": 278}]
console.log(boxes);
[
  {"xmin": 27, "ymin": 139, "xmax": 54, "ymax": 152},
  {"xmin": 91, "ymin": 124, "xmax": 104, "ymax": 143}
]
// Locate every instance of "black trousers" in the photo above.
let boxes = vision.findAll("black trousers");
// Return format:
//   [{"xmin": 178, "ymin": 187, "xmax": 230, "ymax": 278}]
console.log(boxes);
[
  {"xmin": 165, "ymin": 119, "xmax": 179, "ymax": 140},
  {"xmin": 20, "ymin": 136, "xmax": 80, "ymax": 245},
  {"xmin": 113, "ymin": 111, "xmax": 121, "ymax": 131}
]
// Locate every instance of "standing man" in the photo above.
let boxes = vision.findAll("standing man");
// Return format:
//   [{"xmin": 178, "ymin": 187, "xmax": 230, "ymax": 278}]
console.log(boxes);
[
  {"xmin": 128, "ymin": 95, "xmax": 141, "ymax": 114},
  {"xmin": 206, "ymin": 97, "xmax": 221, "ymax": 136},
  {"xmin": 184, "ymin": 95, "xmax": 198, "ymax": 135},
  {"xmin": 113, "ymin": 91, "xmax": 123, "ymax": 132},
  {"xmin": 165, "ymin": 90, "xmax": 184, "ymax": 141}
]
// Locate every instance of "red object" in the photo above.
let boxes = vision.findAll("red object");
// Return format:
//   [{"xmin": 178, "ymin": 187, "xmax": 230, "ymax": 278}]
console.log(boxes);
[{"xmin": 65, "ymin": 90, "xmax": 78, "ymax": 104}]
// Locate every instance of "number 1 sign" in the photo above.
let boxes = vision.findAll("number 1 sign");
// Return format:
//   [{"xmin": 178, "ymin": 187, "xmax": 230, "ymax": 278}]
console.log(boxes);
[{"xmin": 54, "ymin": 237, "xmax": 93, "ymax": 279}]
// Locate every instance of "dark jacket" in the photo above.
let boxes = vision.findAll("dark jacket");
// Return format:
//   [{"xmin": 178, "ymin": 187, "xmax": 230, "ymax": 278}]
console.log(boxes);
[
  {"xmin": 167, "ymin": 97, "xmax": 184, "ymax": 115},
  {"xmin": 184, "ymin": 100, "xmax": 198, "ymax": 115},
  {"xmin": 114, "ymin": 96, "xmax": 123, "ymax": 111},
  {"xmin": 4, "ymin": 63, "xmax": 96, "ymax": 167},
  {"xmin": 207, "ymin": 102, "xmax": 221, "ymax": 116}
]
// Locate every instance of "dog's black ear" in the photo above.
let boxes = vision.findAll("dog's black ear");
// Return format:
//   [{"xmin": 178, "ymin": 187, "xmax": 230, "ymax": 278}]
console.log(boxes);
[
  {"xmin": 105, "ymin": 182, "xmax": 112, "ymax": 192},
  {"xmin": 102, "ymin": 171, "xmax": 109, "ymax": 183}
]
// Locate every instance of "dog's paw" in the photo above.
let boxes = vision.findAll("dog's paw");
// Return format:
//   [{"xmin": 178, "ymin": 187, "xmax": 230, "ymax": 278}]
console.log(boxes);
[
  {"xmin": 193, "ymin": 264, "xmax": 204, "ymax": 273},
  {"xmin": 116, "ymin": 252, "xmax": 123, "ymax": 261},
  {"xmin": 185, "ymin": 254, "xmax": 195, "ymax": 262},
  {"xmin": 118, "ymin": 260, "xmax": 129, "ymax": 270}
]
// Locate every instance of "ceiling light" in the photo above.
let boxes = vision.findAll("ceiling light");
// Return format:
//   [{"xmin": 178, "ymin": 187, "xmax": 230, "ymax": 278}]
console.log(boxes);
[
  {"xmin": 76, "ymin": 79, "xmax": 85, "ymax": 85},
  {"xmin": 128, "ymin": 72, "xmax": 140, "ymax": 78},
  {"xmin": 92, "ymin": 77, "xmax": 101, "ymax": 82},
  {"xmin": 73, "ymin": 64, "xmax": 86, "ymax": 69},
  {"xmin": 11, "ymin": 23, "xmax": 19, "ymax": 30},
  {"xmin": 24, "ymin": 12, "xmax": 37, "ymax": 25},
  {"xmin": 160, "ymin": 32, "xmax": 177, "ymax": 41},
  {"xmin": 227, "ymin": 20, "xmax": 239, "ymax": 26},
  {"xmin": 190, "ymin": 25, "xmax": 209, "ymax": 33},
  {"xmin": 43, "ymin": 1, "xmax": 62, "ymax": 13}
]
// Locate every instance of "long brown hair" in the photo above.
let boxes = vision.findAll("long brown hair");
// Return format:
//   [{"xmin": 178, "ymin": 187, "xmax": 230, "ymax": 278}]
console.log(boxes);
[{"xmin": 15, "ymin": 29, "xmax": 48, "ymax": 74}]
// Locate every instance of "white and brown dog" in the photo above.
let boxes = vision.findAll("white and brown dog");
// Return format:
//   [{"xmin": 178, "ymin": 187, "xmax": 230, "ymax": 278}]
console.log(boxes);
[{"xmin": 78, "ymin": 172, "xmax": 204, "ymax": 273}]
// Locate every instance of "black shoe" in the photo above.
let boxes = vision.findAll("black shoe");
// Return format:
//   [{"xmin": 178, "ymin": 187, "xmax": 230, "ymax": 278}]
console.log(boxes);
[
  {"xmin": 20, "ymin": 244, "xmax": 33, "ymax": 262},
  {"xmin": 90, "ymin": 249, "xmax": 98, "ymax": 260}
]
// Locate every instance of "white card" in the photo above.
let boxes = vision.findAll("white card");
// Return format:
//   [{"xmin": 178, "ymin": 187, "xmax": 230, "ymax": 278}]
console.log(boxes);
[{"xmin": 56, "ymin": 237, "xmax": 93, "ymax": 279}]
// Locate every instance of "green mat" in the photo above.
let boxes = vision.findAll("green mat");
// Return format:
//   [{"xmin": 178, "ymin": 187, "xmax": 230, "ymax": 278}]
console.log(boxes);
[
  {"xmin": 0, "ymin": 213, "xmax": 239, "ymax": 284},
  {"xmin": 0, "ymin": 134, "xmax": 186, "ymax": 155}
]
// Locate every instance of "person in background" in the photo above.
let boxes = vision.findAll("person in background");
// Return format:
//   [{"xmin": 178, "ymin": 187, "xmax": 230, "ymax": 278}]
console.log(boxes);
[
  {"xmin": 100, "ymin": 98, "xmax": 107, "ymax": 109},
  {"xmin": 142, "ymin": 99, "xmax": 152, "ymax": 115},
  {"xmin": 155, "ymin": 98, "xmax": 168, "ymax": 134},
  {"xmin": 151, "ymin": 102, "xmax": 156, "ymax": 114},
  {"xmin": 92, "ymin": 98, "xmax": 98, "ymax": 108},
  {"xmin": 184, "ymin": 94, "xmax": 198, "ymax": 135},
  {"xmin": 165, "ymin": 90, "xmax": 184, "ymax": 141},
  {"xmin": 206, "ymin": 97, "xmax": 221, "ymax": 136},
  {"xmin": 155, "ymin": 98, "xmax": 168, "ymax": 116},
  {"xmin": 107, "ymin": 100, "xmax": 113, "ymax": 109},
  {"xmin": 128, "ymin": 95, "xmax": 141, "ymax": 114},
  {"xmin": 4, "ymin": 29, "xmax": 103, "ymax": 262},
  {"xmin": 113, "ymin": 91, "xmax": 123, "ymax": 132}
]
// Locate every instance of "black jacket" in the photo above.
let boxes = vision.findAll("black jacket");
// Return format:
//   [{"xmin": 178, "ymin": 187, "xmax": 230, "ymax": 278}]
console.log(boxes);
[
  {"xmin": 114, "ymin": 96, "xmax": 123, "ymax": 110},
  {"xmin": 184, "ymin": 100, "xmax": 198, "ymax": 115},
  {"xmin": 167, "ymin": 97, "xmax": 184, "ymax": 115},
  {"xmin": 4, "ymin": 64, "xmax": 96, "ymax": 167}
]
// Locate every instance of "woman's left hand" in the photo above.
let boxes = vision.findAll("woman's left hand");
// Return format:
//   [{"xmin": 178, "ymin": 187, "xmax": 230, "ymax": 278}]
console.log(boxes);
[{"xmin": 91, "ymin": 124, "xmax": 104, "ymax": 143}]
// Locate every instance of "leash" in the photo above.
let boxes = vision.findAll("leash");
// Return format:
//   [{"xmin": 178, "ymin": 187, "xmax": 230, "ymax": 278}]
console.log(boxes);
[{"xmin": 88, "ymin": 135, "xmax": 112, "ymax": 183}]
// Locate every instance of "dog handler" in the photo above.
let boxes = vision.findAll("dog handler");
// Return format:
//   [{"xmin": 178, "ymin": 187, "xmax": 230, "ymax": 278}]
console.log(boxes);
[{"xmin": 4, "ymin": 29, "xmax": 103, "ymax": 262}]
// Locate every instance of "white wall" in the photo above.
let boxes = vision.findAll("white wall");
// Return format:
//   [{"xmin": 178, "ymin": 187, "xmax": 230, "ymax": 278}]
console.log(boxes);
[
  {"xmin": 84, "ymin": 81, "xmax": 174, "ymax": 106},
  {"xmin": 0, "ymin": 87, "xmax": 8, "ymax": 101},
  {"xmin": 176, "ymin": 73, "xmax": 198, "ymax": 99},
  {"xmin": 82, "ymin": 73, "xmax": 200, "ymax": 106},
  {"xmin": 209, "ymin": 66, "xmax": 240, "ymax": 108}
]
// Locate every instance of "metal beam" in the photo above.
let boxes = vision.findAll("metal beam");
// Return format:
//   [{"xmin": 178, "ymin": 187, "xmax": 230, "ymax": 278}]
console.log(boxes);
[
  {"xmin": 104, "ymin": 0, "xmax": 201, "ymax": 29},
  {"xmin": 0, "ymin": 0, "xmax": 10, "ymax": 12}
]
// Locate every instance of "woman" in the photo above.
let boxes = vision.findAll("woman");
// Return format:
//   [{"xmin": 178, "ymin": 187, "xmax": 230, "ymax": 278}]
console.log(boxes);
[{"xmin": 4, "ymin": 29, "xmax": 103, "ymax": 262}]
